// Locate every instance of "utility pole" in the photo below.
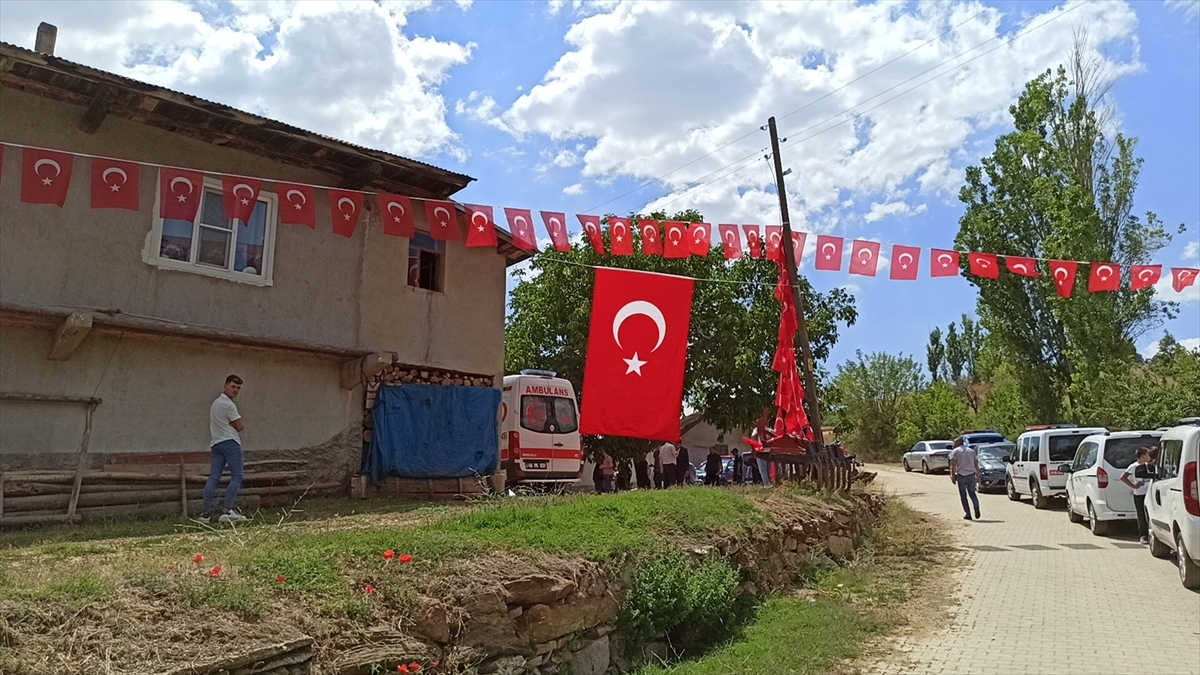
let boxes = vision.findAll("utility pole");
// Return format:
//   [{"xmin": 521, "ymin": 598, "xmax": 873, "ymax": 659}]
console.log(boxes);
[{"xmin": 767, "ymin": 116, "xmax": 825, "ymax": 451}]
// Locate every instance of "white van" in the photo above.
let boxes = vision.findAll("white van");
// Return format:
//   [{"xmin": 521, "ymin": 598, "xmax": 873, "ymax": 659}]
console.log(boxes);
[
  {"xmin": 1146, "ymin": 419, "xmax": 1200, "ymax": 589},
  {"xmin": 1006, "ymin": 425, "xmax": 1107, "ymax": 508},
  {"xmin": 1064, "ymin": 431, "xmax": 1162, "ymax": 535},
  {"xmin": 499, "ymin": 370, "xmax": 583, "ymax": 487}
]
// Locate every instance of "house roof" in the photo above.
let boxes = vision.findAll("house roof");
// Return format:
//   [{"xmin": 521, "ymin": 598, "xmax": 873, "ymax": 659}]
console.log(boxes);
[{"xmin": 0, "ymin": 40, "xmax": 533, "ymax": 265}]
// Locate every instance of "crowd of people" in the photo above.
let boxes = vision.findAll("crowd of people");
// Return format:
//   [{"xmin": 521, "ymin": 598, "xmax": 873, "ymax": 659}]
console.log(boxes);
[{"xmin": 591, "ymin": 441, "xmax": 772, "ymax": 493}]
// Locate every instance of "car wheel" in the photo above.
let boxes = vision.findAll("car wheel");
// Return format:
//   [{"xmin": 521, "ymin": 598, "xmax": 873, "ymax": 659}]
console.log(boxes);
[
  {"xmin": 1067, "ymin": 501, "xmax": 1084, "ymax": 523},
  {"xmin": 1178, "ymin": 534, "xmax": 1200, "ymax": 589},
  {"xmin": 903, "ymin": 459, "xmax": 911, "ymax": 472},
  {"xmin": 1006, "ymin": 476, "xmax": 1020, "ymax": 501},
  {"xmin": 1149, "ymin": 532, "xmax": 1171, "ymax": 559},
  {"xmin": 921, "ymin": 460, "xmax": 929, "ymax": 475},
  {"xmin": 1087, "ymin": 501, "xmax": 1110, "ymax": 536},
  {"xmin": 1031, "ymin": 481, "xmax": 1048, "ymax": 510}
]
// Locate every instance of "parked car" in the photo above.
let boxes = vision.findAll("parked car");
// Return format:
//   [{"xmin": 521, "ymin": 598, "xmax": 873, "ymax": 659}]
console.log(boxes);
[
  {"xmin": 1064, "ymin": 430, "xmax": 1161, "ymax": 535},
  {"xmin": 1146, "ymin": 419, "xmax": 1200, "ymax": 589},
  {"xmin": 975, "ymin": 442, "xmax": 1014, "ymax": 491},
  {"xmin": 902, "ymin": 440, "xmax": 954, "ymax": 474},
  {"xmin": 1006, "ymin": 425, "xmax": 1106, "ymax": 508}
]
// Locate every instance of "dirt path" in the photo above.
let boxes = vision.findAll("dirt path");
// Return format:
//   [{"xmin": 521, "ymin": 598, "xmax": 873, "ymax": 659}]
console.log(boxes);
[{"xmin": 863, "ymin": 464, "xmax": 1200, "ymax": 675}]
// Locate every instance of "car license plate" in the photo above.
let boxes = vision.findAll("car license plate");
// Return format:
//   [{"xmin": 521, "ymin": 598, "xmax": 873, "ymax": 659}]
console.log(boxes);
[{"xmin": 527, "ymin": 461, "xmax": 547, "ymax": 470}]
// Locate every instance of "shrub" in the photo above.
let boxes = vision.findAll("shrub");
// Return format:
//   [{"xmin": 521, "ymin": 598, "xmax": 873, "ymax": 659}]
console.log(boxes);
[{"xmin": 619, "ymin": 551, "xmax": 739, "ymax": 648}]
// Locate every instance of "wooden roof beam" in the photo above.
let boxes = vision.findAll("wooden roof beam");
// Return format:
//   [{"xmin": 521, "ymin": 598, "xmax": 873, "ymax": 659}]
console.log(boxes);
[
  {"xmin": 77, "ymin": 85, "xmax": 117, "ymax": 133},
  {"xmin": 341, "ymin": 161, "xmax": 382, "ymax": 190}
]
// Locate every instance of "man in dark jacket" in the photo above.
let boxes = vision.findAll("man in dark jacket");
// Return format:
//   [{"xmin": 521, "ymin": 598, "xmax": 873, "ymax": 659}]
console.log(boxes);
[
  {"xmin": 676, "ymin": 446, "xmax": 690, "ymax": 486},
  {"xmin": 704, "ymin": 449, "xmax": 722, "ymax": 486}
]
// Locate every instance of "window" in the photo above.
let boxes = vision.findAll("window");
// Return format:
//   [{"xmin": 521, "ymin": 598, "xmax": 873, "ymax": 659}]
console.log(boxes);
[
  {"xmin": 1102, "ymin": 438, "xmax": 1143, "ymax": 470},
  {"xmin": 1028, "ymin": 436, "xmax": 1042, "ymax": 461},
  {"xmin": 1047, "ymin": 435, "xmax": 1084, "ymax": 462},
  {"xmin": 408, "ymin": 232, "xmax": 444, "ymax": 292},
  {"xmin": 1158, "ymin": 439, "xmax": 1183, "ymax": 480},
  {"xmin": 151, "ymin": 178, "xmax": 276, "ymax": 285},
  {"xmin": 1018, "ymin": 438, "xmax": 1031, "ymax": 462},
  {"xmin": 519, "ymin": 395, "xmax": 578, "ymax": 434},
  {"xmin": 1072, "ymin": 444, "xmax": 1089, "ymax": 471},
  {"xmin": 929, "ymin": 442, "xmax": 953, "ymax": 450},
  {"xmin": 1074, "ymin": 442, "xmax": 1099, "ymax": 470}
]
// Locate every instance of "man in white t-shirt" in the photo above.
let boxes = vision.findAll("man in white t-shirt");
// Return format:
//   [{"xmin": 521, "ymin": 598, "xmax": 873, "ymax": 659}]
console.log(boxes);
[
  {"xmin": 1120, "ymin": 446, "xmax": 1156, "ymax": 545},
  {"xmin": 659, "ymin": 441, "xmax": 678, "ymax": 488},
  {"xmin": 949, "ymin": 438, "xmax": 981, "ymax": 521},
  {"xmin": 200, "ymin": 375, "xmax": 248, "ymax": 524}
]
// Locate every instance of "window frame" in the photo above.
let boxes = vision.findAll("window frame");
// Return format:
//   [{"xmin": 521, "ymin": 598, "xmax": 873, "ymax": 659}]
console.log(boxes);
[
  {"xmin": 147, "ymin": 176, "xmax": 278, "ymax": 286},
  {"xmin": 1159, "ymin": 439, "xmax": 1183, "ymax": 480},
  {"xmin": 407, "ymin": 231, "xmax": 445, "ymax": 293}
]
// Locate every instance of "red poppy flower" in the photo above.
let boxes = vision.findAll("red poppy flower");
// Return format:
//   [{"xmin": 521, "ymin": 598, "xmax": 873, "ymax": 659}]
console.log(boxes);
[
  {"xmin": 383, "ymin": 550, "xmax": 395, "ymax": 560},
  {"xmin": 208, "ymin": 567, "xmax": 221, "ymax": 577},
  {"xmin": 192, "ymin": 554, "xmax": 204, "ymax": 564},
  {"xmin": 364, "ymin": 585, "xmax": 375, "ymax": 595},
  {"xmin": 399, "ymin": 554, "xmax": 412, "ymax": 564},
  {"xmin": 431, "ymin": 662, "xmax": 439, "ymax": 669},
  {"xmin": 409, "ymin": 663, "xmax": 421, "ymax": 672},
  {"xmin": 168, "ymin": 566, "xmax": 175, "ymax": 572},
  {"xmin": 397, "ymin": 665, "xmax": 409, "ymax": 674},
  {"xmin": 276, "ymin": 576, "xmax": 286, "ymax": 583}
]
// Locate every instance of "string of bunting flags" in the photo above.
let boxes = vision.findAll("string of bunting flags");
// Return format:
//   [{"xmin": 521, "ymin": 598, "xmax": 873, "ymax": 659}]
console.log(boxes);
[{"xmin": 3, "ymin": 142, "xmax": 1197, "ymax": 298}]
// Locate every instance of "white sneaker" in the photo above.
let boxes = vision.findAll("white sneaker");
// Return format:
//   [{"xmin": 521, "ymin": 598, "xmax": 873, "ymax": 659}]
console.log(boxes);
[
  {"xmin": 218, "ymin": 510, "xmax": 248, "ymax": 524},
  {"xmin": 192, "ymin": 513, "xmax": 212, "ymax": 525}
]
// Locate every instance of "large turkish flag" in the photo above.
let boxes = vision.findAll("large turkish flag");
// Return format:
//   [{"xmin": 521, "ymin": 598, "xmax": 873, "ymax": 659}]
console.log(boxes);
[
  {"xmin": 90, "ymin": 158, "xmax": 139, "ymax": 211},
  {"xmin": 580, "ymin": 268, "xmax": 694, "ymax": 442}
]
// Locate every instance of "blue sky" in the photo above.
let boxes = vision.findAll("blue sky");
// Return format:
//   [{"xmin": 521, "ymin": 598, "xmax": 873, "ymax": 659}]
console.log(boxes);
[{"xmin": 2, "ymin": 0, "xmax": 1196, "ymax": 370}]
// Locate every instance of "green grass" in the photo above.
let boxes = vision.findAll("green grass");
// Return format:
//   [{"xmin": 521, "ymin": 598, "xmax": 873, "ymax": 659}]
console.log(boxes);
[{"xmin": 636, "ymin": 498, "xmax": 940, "ymax": 675}]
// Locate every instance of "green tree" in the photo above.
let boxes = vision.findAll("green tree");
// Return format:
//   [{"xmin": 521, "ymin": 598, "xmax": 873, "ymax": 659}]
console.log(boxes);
[
  {"xmin": 504, "ymin": 210, "xmax": 857, "ymax": 461},
  {"xmin": 827, "ymin": 351, "xmax": 923, "ymax": 459},
  {"xmin": 896, "ymin": 381, "xmax": 973, "ymax": 450},
  {"xmin": 944, "ymin": 322, "xmax": 964, "ymax": 382},
  {"xmin": 954, "ymin": 47, "xmax": 1176, "ymax": 423},
  {"xmin": 1072, "ymin": 336, "xmax": 1200, "ymax": 430},
  {"xmin": 926, "ymin": 328, "xmax": 945, "ymax": 382},
  {"xmin": 977, "ymin": 363, "xmax": 1036, "ymax": 440}
]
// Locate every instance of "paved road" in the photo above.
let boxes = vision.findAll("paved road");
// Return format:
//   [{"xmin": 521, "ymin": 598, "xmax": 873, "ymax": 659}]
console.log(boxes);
[{"xmin": 865, "ymin": 464, "xmax": 1200, "ymax": 675}]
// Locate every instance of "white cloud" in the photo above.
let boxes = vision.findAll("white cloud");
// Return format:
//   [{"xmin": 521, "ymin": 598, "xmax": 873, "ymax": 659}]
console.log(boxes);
[
  {"xmin": 864, "ymin": 200, "xmax": 927, "ymax": 223},
  {"xmin": 0, "ymin": 1, "xmax": 472, "ymax": 160},
  {"xmin": 1153, "ymin": 272, "xmax": 1200, "ymax": 304},
  {"xmin": 499, "ymin": 1, "xmax": 1140, "ymax": 227},
  {"xmin": 552, "ymin": 150, "xmax": 580, "ymax": 168},
  {"xmin": 1166, "ymin": 0, "xmax": 1200, "ymax": 20},
  {"xmin": 563, "ymin": 183, "xmax": 585, "ymax": 196},
  {"xmin": 1142, "ymin": 336, "xmax": 1200, "ymax": 358},
  {"xmin": 1183, "ymin": 241, "xmax": 1199, "ymax": 260}
]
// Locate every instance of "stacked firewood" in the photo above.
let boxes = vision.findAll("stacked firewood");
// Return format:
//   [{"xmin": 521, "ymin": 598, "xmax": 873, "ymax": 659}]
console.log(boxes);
[
  {"xmin": 0, "ymin": 455, "xmax": 336, "ymax": 526},
  {"xmin": 362, "ymin": 366, "xmax": 494, "ymax": 449}
]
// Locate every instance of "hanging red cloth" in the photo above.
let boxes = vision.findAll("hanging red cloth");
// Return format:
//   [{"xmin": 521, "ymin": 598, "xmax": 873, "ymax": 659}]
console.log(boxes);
[{"xmin": 769, "ymin": 258, "xmax": 814, "ymax": 444}]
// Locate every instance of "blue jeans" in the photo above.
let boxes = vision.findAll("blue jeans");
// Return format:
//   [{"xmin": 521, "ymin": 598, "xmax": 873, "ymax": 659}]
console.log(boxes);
[
  {"xmin": 203, "ymin": 440, "xmax": 244, "ymax": 514},
  {"xmin": 756, "ymin": 457, "xmax": 771, "ymax": 486},
  {"xmin": 957, "ymin": 473, "xmax": 979, "ymax": 516}
]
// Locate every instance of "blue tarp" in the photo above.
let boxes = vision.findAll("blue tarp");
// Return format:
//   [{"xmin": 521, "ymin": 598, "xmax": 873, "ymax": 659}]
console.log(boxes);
[{"xmin": 365, "ymin": 384, "xmax": 500, "ymax": 483}]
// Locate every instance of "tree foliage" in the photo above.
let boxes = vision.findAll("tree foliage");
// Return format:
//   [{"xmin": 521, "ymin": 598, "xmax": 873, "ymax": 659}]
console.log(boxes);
[
  {"xmin": 926, "ymin": 327, "xmax": 945, "ymax": 382},
  {"xmin": 504, "ymin": 209, "xmax": 858, "ymax": 460},
  {"xmin": 827, "ymin": 351, "xmax": 923, "ymax": 459},
  {"xmin": 896, "ymin": 381, "xmax": 972, "ymax": 451},
  {"xmin": 954, "ymin": 47, "xmax": 1176, "ymax": 423}
]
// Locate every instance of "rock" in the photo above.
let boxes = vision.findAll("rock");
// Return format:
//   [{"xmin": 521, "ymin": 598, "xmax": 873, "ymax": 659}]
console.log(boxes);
[
  {"xmin": 522, "ymin": 595, "xmax": 618, "ymax": 643},
  {"xmin": 827, "ymin": 535, "xmax": 853, "ymax": 558},
  {"xmin": 535, "ymin": 640, "xmax": 557, "ymax": 655},
  {"xmin": 503, "ymin": 575, "xmax": 577, "ymax": 606},
  {"xmin": 480, "ymin": 654, "xmax": 527, "ymax": 675},
  {"xmin": 414, "ymin": 598, "xmax": 452, "ymax": 644},
  {"xmin": 784, "ymin": 536, "xmax": 797, "ymax": 552},
  {"xmin": 507, "ymin": 606, "xmax": 524, "ymax": 619},
  {"xmin": 568, "ymin": 636, "xmax": 610, "ymax": 675}
]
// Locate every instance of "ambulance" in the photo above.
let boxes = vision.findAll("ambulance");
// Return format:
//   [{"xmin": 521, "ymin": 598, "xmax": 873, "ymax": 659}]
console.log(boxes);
[{"xmin": 499, "ymin": 370, "xmax": 583, "ymax": 486}]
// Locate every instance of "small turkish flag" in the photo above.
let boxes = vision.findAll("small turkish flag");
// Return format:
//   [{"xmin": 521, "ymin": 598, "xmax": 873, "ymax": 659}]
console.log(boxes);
[
  {"xmin": 743, "ymin": 225, "xmax": 762, "ymax": 259},
  {"xmin": 968, "ymin": 253, "xmax": 999, "ymax": 280},
  {"xmin": 580, "ymin": 267, "xmax": 694, "ymax": 442},
  {"xmin": 222, "ymin": 176, "xmax": 261, "ymax": 224},
  {"xmin": 159, "ymin": 168, "xmax": 204, "ymax": 221},
  {"xmin": 329, "ymin": 190, "xmax": 364, "ymax": 238},
  {"xmin": 1048, "ymin": 261, "xmax": 1078, "ymax": 298},
  {"xmin": 541, "ymin": 211, "xmax": 570, "ymax": 252},
  {"xmin": 814, "ymin": 235, "xmax": 843, "ymax": 271},
  {"xmin": 663, "ymin": 221, "xmax": 689, "ymax": 259},
  {"xmin": 426, "ymin": 200, "xmax": 460, "ymax": 241},
  {"xmin": 1171, "ymin": 267, "xmax": 1199, "ymax": 293},
  {"xmin": 21, "ymin": 148, "xmax": 74, "ymax": 206},
  {"xmin": 505, "ymin": 207, "xmax": 538, "ymax": 252},
  {"xmin": 890, "ymin": 245, "xmax": 920, "ymax": 280},
  {"xmin": 90, "ymin": 158, "xmax": 139, "ymax": 210},
  {"xmin": 465, "ymin": 204, "xmax": 498, "ymax": 248},
  {"xmin": 718, "ymin": 225, "xmax": 742, "ymax": 260},
  {"xmin": 764, "ymin": 226, "xmax": 783, "ymax": 262},
  {"xmin": 1005, "ymin": 256, "xmax": 1040, "ymax": 278},
  {"xmin": 849, "ymin": 240, "xmax": 881, "ymax": 277},
  {"xmin": 930, "ymin": 249, "xmax": 960, "ymax": 277},
  {"xmin": 578, "ymin": 214, "xmax": 605, "ymax": 254},
  {"xmin": 608, "ymin": 217, "xmax": 633, "ymax": 256},
  {"xmin": 1088, "ymin": 263, "xmax": 1121, "ymax": 292},
  {"xmin": 378, "ymin": 194, "xmax": 415, "ymax": 237},
  {"xmin": 278, "ymin": 183, "xmax": 316, "ymax": 228},
  {"xmin": 689, "ymin": 222, "xmax": 711, "ymax": 256},
  {"xmin": 1130, "ymin": 265, "xmax": 1162, "ymax": 291},
  {"xmin": 791, "ymin": 232, "xmax": 806, "ymax": 268},
  {"xmin": 639, "ymin": 218, "xmax": 662, "ymax": 256}
]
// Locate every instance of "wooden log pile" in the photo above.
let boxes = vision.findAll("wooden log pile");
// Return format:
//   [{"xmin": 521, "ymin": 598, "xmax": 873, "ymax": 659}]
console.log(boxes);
[
  {"xmin": 362, "ymin": 364, "xmax": 494, "ymax": 449},
  {"xmin": 0, "ymin": 452, "xmax": 335, "ymax": 526}
]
